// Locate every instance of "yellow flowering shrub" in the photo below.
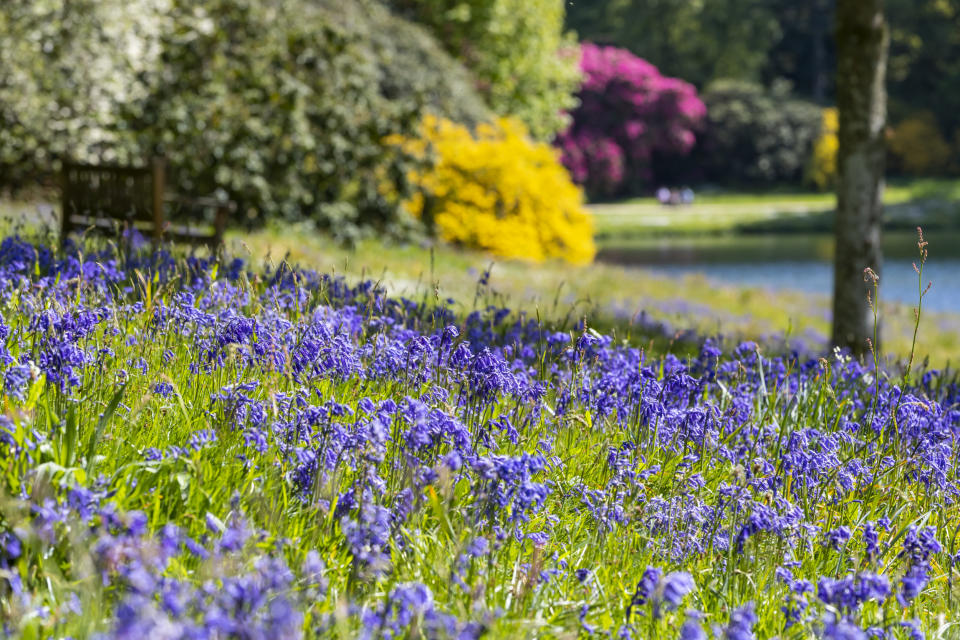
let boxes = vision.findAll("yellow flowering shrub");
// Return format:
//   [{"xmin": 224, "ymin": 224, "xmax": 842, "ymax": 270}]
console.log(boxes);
[
  {"xmin": 393, "ymin": 115, "xmax": 595, "ymax": 264},
  {"xmin": 808, "ymin": 107, "xmax": 838, "ymax": 190}
]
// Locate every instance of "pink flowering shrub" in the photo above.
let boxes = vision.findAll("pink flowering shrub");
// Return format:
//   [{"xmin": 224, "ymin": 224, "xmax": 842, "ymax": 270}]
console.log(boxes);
[{"xmin": 557, "ymin": 43, "xmax": 706, "ymax": 198}]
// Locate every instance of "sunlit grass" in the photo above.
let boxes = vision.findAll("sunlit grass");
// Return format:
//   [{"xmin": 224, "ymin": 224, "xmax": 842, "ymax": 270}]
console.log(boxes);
[
  {"xmin": 590, "ymin": 178, "xmax": 960, "ymax": 239},
  {"xmin": 3, "ymin": 190, "xmax": 958, "ymax": 366},
  {"xmin": 234, "ymin": 222, "xmax": 960, "ymax": 368},
  {"xmin": 3, "ymin": 231, "xmax": 960, "ymax": 637}
]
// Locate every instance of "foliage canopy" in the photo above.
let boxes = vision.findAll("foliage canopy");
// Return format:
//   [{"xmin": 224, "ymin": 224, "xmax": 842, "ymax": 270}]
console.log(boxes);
[
  {"xmin": 0, "ymin": 0, "xmax": 491, "ymax": 240},
  {"xmin": 390, "ymin": 0, "xmax": 581, "ymax": 140},
  {"xmin": 693, "ymin": 80, "xmax": 822, "ymax": 186},
  {"xmin": 568, "ymin": 0, "xmax": 960, "ymax": 175},
  {"xmin": 566, "ymin": 0, "xmax": 782, "ymax": 90}
]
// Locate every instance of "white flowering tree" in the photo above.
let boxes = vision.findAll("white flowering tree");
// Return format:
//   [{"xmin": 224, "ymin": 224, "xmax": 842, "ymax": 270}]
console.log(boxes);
[{"xmin": 0, "ymin": 0, "xmax": 168, "ymax": 183}]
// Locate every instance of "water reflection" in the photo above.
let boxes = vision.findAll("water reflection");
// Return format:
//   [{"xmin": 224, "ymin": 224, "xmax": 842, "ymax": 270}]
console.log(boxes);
[{"xmin": 597, "ymin": 231, "xmax": 960, "ymax": 312}]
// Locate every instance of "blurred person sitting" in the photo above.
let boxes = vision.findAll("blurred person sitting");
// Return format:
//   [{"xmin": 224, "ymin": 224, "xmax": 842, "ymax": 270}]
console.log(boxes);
[{"xmin": 656, "ymin": 186, "xmax": 671, "ymax": 205}]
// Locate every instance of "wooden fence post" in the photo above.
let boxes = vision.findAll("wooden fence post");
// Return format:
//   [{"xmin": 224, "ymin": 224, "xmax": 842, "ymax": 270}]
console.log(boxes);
[
  {"xmin": 151, "ymin": 157, "xmax": 166, "ymax": 244},
  {"xmin": 60, "ymin": 163, "xmax": 71, "ymax": 248}
]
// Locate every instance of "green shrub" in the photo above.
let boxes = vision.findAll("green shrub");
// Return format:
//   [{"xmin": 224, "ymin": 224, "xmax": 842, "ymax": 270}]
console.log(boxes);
[
  {"xmin": 888, "ymin": 111, "xmax": 954, "ymax": 176},
  {"xmin": 0, "ymin": 0, "xmax": 490, "ymax": 240},
  {"xmin": 391, "ymin": 0, "xmax": 581, "ymax": 140},
  {"xmin": 132, "ymin": 0, "xmax": 426, "ymax": 238},
  {"xmin": 0, "ymin": 0, "xmax": 161, "ymax": 184},
  {"xmin": 336, "ymin": 0, "xmax": 491, "ymax": 130},
  {"xmin": 694, "ymin": 80, "xmax": 822, "ymax": 185}
]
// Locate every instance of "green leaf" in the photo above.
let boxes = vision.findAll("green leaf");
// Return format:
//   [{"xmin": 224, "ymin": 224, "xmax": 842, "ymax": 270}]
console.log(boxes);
[
  {"xmin": 85, "ymin": 385, "xmax": 126, "ymax": 479},
  {"xmin": 24, "ymin": 373, "xmax": 45, "ymax": 412},
  {"xmin": 63, "ymin": 403, "xmax": 78, "ymax": 467}
]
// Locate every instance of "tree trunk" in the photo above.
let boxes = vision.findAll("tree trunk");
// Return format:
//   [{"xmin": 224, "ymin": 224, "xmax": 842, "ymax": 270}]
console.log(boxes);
[{"xmin": 831, "ymin": 0, "xmax": 887, "ymax": 354}]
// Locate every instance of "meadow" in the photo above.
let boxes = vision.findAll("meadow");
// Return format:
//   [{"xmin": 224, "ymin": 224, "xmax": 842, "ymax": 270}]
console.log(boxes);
[
  {"xmin": 7, "ymin": 191, "xmax": 960, "ymax": 366},
  {"xmin": 0, "ymin": 228, "xmax": 958, "ymax": 639},
  {"xmin": 589, "ymin": 179, "xmax": 960, "ymax": 239},
  {"xmin": 236, "ymin": 222, "xmax": 960, "ymax": 369}
]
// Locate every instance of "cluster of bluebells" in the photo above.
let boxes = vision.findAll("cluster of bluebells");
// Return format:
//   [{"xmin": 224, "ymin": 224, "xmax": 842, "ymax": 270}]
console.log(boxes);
[{"xmin": 0, "ymin": 235, "xmax": 957, "ymax": 638}]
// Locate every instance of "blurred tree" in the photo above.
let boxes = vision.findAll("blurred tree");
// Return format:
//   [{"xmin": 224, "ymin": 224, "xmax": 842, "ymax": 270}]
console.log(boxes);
[
  {"xmin": 886, "ymin": 0, "xmax": 960, "ymax": 159},
  {"xmin": 569, "ymin": 0, "xmax": 960, "ymax": 178},
  {"xmin": 1, "ymin": 0, "xmax": 491, "ymax": 241},
  {"xmin": 888, "ymin": 111, "xmax": 954, "ymax": 175},
  {"xmin": 565, "ymin": 0, "xmax": 781, "ymax": 88},
  {"xmin": 390, "ymin": 0, "xmax": 581, "ymax": 140},
  {"xmin": 693, "ymin": 80, "xmax": 822, "ymax": 186},
  {"xmin": 0, "ymin": 0, "xmax": 164, "ymax": 185},
  {"xmin": 344, "ymin": 0, "xmax": 491, "ymax": 128},
  {"xmin": 764, "ymin": 0, "xmax": 960, "ymax": 155},
  {"xmin": 762, "ymin": 0, "xmax": 835, "ymax": 102},
  {"xmin": 832, "ymin": 0, "xmax": 887, "ymax": 354}
]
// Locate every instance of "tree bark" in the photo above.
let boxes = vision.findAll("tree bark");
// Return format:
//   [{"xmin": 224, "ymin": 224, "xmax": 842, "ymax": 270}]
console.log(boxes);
[{"xmin": 832, "ymin": 0, "xmax": 887, "ymax": 354}]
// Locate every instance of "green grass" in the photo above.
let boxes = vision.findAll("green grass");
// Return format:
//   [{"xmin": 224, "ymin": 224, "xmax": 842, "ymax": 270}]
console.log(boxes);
[
  {"xmin": 590, "ymin": 178, "xmax": 960, "ymax": 240},
  {"xmin": 590, "ymin": 200, "xmax": 830, "ymax": 237},
  {"xmin": 0, "ymin": 196, "xmax": 58, "ymax": 230},
  {"xmin": 4, "ymin": 187, "xmax": 959, "ymax": 366},
  {"xmin": 597, "ymin": 178, "xmax": 960, "ymax": 208},
  {"xmin": 234, "ymin": 223, "xmax": 960, "ymax": 367}
]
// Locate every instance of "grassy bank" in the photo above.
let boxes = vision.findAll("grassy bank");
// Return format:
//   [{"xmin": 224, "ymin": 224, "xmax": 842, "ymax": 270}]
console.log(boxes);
[
  {"xmin": 2, "ymin": 193, "xmax": 957, "ymax": 365},
  {"xmin": 235, "ymin": 223, "xmax": 960, "ymax": 367},
  {"xmin": 590, "ymin": 178, "xmax": 960, "ymax": 240}
]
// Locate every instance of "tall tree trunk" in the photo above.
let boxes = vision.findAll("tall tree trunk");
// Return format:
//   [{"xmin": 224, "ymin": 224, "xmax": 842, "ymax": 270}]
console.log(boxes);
[{"xmin": 832, "ymin": 0, "xmax": 887, "ymax": 354}]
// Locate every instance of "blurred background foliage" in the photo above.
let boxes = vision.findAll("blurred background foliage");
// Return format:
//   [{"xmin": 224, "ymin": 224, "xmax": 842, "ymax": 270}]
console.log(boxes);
[
  {"xmin": 556, "ymin": 43, "xmax": 704, "ymax": 200},
  {"xmin": 0, "ymin": 0, "xmax": 498, "ymax": 242},
  {"xmin": 2, "ymin": 0, "xmax": 960, "ymax": 257},
  {"xmin": 0, "ymin": 0, "xmax": 582, "ymax": 252},
  {"xmin": 887, "ymin": 111, "xmax": 955, "ymax": 176},
  {"xmin": 568, "ymin": 0, "xmax": 960, "ymax": 186},
  {"xmin": 388, "ymin": 0, "xmax": 581, "ymax": 140},
  {"xmin": 808, "ymin": 108, "xmax": 839, "ymax": 191},
  {"xmin": 692, "ymin": 80, "xmax": 823, "ymax": 187},
  {"xmin": 566, "ymin": 0, "xmax": 784, "ymax": 91},
  {"xmin": 0, "ymin": 0, "xmax": 163, "ymax": 179}
]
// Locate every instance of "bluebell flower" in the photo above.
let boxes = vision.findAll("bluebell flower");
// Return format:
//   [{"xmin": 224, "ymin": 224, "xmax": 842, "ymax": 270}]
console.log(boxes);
[
  {"xmin": 579, "ymin": 604, "xmax": 596, "ymax": 634},
  {"xmin": 660, "ymin": 571, "xmax": 695, "ymax": 610},
  {"xmin": 720, "ymin": 602, "xmax": 756, "ymax": 640},
  {"xmin": 680, "ymin": 616, "xmax": 706, "ymax": 640}
]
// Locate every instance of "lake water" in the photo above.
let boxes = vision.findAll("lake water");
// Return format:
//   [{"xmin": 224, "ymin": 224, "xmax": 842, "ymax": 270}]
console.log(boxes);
[{"xmin": 597, "ymin": 231, "xmax": 960, "ymax": 313}]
